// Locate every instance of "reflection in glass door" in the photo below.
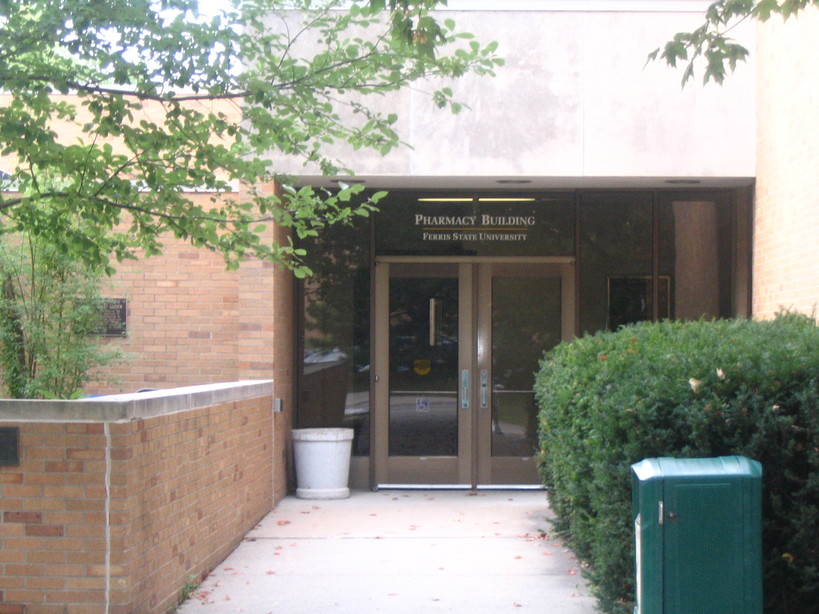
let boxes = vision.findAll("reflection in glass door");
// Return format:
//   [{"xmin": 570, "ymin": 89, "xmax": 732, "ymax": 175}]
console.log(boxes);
[
  {"xmin": 477, "ymin": 267, "xmax": 566, "ymax": 485},
  {"xmin": 388, "ymin": 276, "xmax": 459, "ymax": 457},
  {"xmin": 374, "ymin": 262, "xmax": 472, "ymax": 485},
  {"xmin": 374, "ymin": 260, "xmax": 573, "ymax": 487}
]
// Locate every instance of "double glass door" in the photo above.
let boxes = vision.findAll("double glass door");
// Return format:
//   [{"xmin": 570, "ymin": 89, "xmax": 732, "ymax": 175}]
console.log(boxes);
[{"xmin": 373, "ymin": 260, "xmax": 574, "ymax": 487}]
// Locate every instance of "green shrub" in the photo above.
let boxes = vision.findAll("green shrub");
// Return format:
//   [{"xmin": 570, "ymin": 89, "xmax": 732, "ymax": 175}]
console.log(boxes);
[
  {"xmin": 0, "ymin": 234, "xmax": 123, "ymax": 398},
  {"xmin": 535, "ymin": 314, "xmax": 819, "ymax": 614}
]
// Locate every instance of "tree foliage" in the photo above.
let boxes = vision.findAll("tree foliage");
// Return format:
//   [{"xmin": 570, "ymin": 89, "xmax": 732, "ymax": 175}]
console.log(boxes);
[
  {"xmin": 649, "ymin": 0, "xmax": 818, "ymax": 85},
  {"xmin": 0, "ymin": 0, "xmax": 502, "ymax": 275},
  {"xmin": 0, "ymin": 223, "xmax": 124, "ymax": 399}
]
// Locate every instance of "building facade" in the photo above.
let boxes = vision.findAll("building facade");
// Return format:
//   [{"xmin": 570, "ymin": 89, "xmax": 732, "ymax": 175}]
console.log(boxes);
[
  {"xmin": 285, "ymin": 0, "xmax": 758, "ymax": 488},
  {"xmin": 6, "ymin": 2, "xmax": 817, "ymax": 492},
  {"xmin": 100, "ymin": 1, "xmax": 760, "ymax": 490}
]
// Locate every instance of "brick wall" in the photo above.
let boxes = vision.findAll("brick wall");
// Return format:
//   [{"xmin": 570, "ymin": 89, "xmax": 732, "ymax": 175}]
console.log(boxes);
[
  {"xmin": 1, "ymin": 93, "xmax": 294, "ymax": 502},
  {"xmin": 96, "ymin": 220, "xmax": 243, "ymax": 393},
  {"xmin": 0, "ymin": 381, "xmax": 278, "ymax": 614},
  {"xmin": 270, "ymin": 216, "xmax": 295, "ymax": 500},
  {"xmin": 754, "ymin": 6, "xmax": 819, "ymax": 319},
  {"xmin": 93, "ymin": 185, "xmax": 294, "ymax": 500}
]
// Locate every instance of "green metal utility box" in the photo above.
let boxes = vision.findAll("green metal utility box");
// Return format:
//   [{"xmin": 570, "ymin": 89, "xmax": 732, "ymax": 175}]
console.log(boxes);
[{"xmin": 631, "ymin": 456, "xmax": 762, "ymax": 614}]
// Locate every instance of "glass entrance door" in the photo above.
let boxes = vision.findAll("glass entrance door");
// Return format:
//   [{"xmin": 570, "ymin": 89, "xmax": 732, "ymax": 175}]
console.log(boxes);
[
  {"xmin": 475, "ymin": 264, "xmax": 569, "ymax": 485},
  {"xmin": 374, "ymin": 260, "xmax": 574, "ymax": 487}
]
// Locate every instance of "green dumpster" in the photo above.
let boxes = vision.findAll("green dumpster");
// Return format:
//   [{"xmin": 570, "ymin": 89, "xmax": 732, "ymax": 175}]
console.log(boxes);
[{"xmin": 631, "ymin": 456, "xmax": 762, "ymax": 614}]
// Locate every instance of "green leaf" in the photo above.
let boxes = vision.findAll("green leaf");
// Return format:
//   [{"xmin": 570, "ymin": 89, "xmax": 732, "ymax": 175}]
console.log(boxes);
[
  {"xmin": 649, "ymin": 0, "xmax": 811, "ymax": 86},
  {"xmin": 0, "ymin": 0, "xmax": 500, "ymax": 271}
]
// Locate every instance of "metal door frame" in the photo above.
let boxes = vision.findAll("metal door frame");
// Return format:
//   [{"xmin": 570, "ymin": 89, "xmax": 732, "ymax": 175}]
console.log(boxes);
[{"xmin": 370, "ymin": 256, "xmax": 574, "ymax": 489}]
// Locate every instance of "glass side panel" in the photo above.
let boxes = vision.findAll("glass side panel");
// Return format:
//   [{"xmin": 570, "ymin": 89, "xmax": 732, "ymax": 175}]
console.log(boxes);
[
  {"xmin": 578, "ymin": 193, "xmax": 653, "ymax": 334},
  {"xmin": 491, "ymin": 276, "xmax": 562, "ymax": 457},
  {"xmin": 658, "ymin": 193, "xmax": 733, "ymax": 320},
  {"xmin": 389, "ymin": 277, "xmax": 459, "ymax": 456},
  {"xmin": 298, "ymin": 218, "xmax": 371, "ymax": 455}
]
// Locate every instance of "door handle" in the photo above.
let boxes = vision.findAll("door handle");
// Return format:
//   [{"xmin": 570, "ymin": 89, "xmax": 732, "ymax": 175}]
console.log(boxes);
[
  {"xmin": 461, "ymin": 370, "xmax": 470, "ymax": 409},
  {"xmin": 429, "ymin": 297, "xmax": 442, "ymax": 346},
  {"xmin": 480, "ymin": 369, "xmax": 489, "ymax": 409}
]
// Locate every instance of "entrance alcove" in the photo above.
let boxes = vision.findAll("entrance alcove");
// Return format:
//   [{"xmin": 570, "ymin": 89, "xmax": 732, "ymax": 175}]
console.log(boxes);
[{"xmin": 296, "ymin": 189, "xmax": 747, "ymax": 489}]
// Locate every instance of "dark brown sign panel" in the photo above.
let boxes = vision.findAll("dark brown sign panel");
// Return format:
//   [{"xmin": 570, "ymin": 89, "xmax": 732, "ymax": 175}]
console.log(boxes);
[
  {"xmin": 94, "ymin": 298, "xmax": 127, "ymax": 336},
  {"xmin": 374, "ymin": 195, "xmax": 575, "ymax": 257},
  {"xmin": 0, "ymin": 427, "xmax": 19, "ymax": 466}
]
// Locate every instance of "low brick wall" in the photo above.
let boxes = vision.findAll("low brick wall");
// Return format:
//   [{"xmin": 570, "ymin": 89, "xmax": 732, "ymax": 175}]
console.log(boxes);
[{"xmin": 0, "ymin": 381, "xmax": 278, "ymax": 614}]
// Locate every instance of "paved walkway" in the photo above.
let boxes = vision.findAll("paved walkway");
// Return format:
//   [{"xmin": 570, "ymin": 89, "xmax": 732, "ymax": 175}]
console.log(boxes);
[{"xmin": 176, "ymin": 490, "xmax": 598, "ymax": 613}]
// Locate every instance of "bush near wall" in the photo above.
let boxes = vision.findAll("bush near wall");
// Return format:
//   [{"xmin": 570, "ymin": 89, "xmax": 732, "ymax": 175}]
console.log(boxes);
[{"xmin": 535, "ymin": 315, "xmax": 819, "ymax": 614}]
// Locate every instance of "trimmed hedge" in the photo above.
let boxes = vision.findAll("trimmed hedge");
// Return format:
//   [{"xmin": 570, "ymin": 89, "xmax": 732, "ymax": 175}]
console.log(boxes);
[{"xmin": 535, "ymin": 314, "xmax": 819, "ymax": 614}]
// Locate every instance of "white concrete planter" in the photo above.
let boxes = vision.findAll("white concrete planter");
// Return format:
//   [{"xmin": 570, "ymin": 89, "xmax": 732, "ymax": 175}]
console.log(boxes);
[{"xmin": 292, "ymin": 428, "xmax": 354, "ymax": 499}]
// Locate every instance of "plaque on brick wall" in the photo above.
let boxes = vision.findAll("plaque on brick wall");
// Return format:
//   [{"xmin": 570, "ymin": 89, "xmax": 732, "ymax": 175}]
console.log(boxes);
[
  {"xmin": 94, "ymin": 298, "xmax": 127, "ymax": 336},
  {"xmin": 0, "ymin": 427, "xmax": 19, "ymax": 466}
]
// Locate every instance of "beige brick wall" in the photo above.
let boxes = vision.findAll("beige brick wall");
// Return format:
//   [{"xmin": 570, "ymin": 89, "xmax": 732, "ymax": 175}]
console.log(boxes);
[
  {"xmin": 96, "ymin": 217, "xmax": 242, "ymax": 393},
  {"xmin": 87, "ymin": 187, "xmax": 294, "ymax": 404},
  {"xmin": 754, "ymin": 6, "xmax": 819, "ymax": 319},
  {"xmin": 270, "ymin": 210, "xmax": 295, "ymax": 500},
  {"xmin": 0, "ymin": 421, "xmax": 109, "ymax": 614},
  {"xmin": 0, "ymin": 383, "xmax": 276, "ymax": 614},
  {"xmin": 1, "ymin": 94, "xmax": 293, "ymax": 500},
  {"xmin": 93, "ymin": 184, "xmax": 293, "ymax": 498}
]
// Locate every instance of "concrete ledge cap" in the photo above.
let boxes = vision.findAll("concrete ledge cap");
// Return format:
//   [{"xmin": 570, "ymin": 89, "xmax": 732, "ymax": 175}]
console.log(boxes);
[{"xmin": 0, "ymin": 380, "xmax": 273, "ymax": 423}]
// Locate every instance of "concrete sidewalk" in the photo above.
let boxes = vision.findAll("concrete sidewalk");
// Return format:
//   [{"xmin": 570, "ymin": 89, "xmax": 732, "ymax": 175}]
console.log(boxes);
[{"xmin": 176, "ymin": 490, "xmax": 598, "ymax": 613}]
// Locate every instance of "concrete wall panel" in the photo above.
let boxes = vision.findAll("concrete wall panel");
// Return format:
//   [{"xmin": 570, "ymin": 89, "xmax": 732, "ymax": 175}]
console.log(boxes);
[{"xmin": 274, "ymin": 6, "xmax": 756, "ymax": 186}]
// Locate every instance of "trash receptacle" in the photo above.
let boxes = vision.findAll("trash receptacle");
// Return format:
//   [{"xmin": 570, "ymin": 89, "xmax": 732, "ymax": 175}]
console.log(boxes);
[
  {"xmin": 631, "ymin": 456, "xmax": 762, "ymax": 614},
  {"xmin": 292, "ymin": 428, "xmax": 354, "ymax": 499}
]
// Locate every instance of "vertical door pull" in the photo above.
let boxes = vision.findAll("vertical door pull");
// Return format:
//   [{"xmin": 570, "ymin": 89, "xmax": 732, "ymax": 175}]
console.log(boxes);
[
  {"xmin": 429, "ymin": 297, "xmax": 443, "ymax": 346},
  {"xmin": 461, "ymin": 370, "xmax": 470, "ymax": 409},
  {"xmin": 480, "ymin": 369, "xmax": 489, "ymax": 409}
]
